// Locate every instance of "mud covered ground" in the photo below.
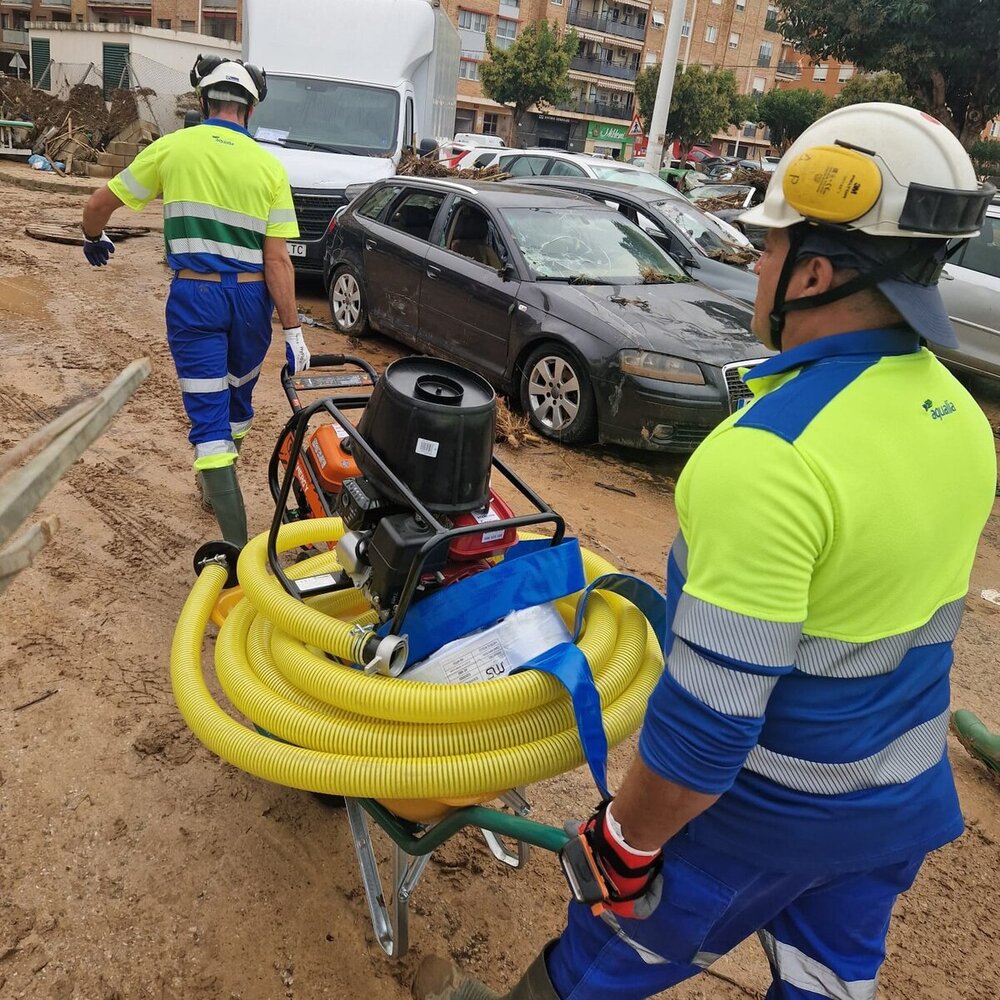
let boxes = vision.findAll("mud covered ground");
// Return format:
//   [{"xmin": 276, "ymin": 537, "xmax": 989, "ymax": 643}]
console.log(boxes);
[{"xmin": 1, "ymin": 180, "xmax": 999, "ymax": 1000}]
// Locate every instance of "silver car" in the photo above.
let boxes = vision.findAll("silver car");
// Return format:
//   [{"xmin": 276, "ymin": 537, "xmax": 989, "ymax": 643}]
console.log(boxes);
[{"xmin": 936, "ymin": 203, "xmax": 1000, "ymax": 379}]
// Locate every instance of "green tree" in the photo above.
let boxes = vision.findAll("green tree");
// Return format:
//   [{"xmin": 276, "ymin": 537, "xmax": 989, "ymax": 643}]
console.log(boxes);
[
  {"xmin": 755, "ymin": 87, "xmax": 828, "ymax": 149},
  {"xmin": 479, "ymin": 22, "xmax": 579, "ymax": 145},
  {"xmin": 636, "ymin": 65, "xmax": 751, "ymax": 159},
  {"xmin": 780, "ymin": 0, "xmax": 1000, "ymax": 149},
  {"xmin": 970, "ymin": 139, "xmax": 1000, "ymax": 177},
  {"xmin": 832, "ymin": 71, "xmax": 915, "ymax": 111}
]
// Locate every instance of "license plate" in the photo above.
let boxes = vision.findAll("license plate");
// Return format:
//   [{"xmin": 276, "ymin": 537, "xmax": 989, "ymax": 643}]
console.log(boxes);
[{"xmin": 288, "ymin": 242, "xmax": 307, "ymax": 257}]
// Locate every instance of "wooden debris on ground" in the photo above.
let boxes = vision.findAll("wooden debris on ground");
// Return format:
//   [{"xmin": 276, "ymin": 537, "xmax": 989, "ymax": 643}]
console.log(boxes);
[
  {"xmin": 397, "ymin": 150, "xmax": 511, "ymax": 182},
  {"xmin": 495, "ymin": 397, "xmax": 540, "ymax": 448}
]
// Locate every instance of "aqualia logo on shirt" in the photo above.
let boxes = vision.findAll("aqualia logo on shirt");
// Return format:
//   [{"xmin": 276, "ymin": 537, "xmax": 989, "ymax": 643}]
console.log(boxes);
[{"xmin": 922, "ymin": 398, "xmax": 957, "ymax": 421}]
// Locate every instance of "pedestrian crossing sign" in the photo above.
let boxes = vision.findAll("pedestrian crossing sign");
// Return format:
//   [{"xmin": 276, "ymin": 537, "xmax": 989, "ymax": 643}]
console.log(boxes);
[{"xmin": 628, "ymin": 114, "xmax": 644, "ymax": 138}]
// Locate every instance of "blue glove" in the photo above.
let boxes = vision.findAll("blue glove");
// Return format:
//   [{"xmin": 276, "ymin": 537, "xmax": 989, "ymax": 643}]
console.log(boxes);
[{"xmin": 83, "ymin": 231, "xmax": 116, "ymax": 267}]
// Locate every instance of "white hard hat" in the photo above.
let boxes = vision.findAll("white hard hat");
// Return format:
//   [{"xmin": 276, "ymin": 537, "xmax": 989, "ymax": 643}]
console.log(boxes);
[
  {"xmin": 742, "ymin": 103, "xmax": 993, "ymax": 239},
  {"xmin": 197, "ymin": 61, "xmax": 260, "ymax": 106}
]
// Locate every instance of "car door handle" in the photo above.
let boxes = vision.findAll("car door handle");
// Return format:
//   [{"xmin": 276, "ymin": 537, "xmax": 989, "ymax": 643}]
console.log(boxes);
[
  {"xmin": 364, "ymin": 238, "xmax": 378, "ymax": 251},
  {"xmin": 426, "ymin": 264, "xmax": 441, "ymax": 279}
]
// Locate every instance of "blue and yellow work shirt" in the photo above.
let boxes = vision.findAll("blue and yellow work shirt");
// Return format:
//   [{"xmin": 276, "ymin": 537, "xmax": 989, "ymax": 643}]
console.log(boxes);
[
  {"xmin": 640, "ymin": 326, "xmax": 997, "ymax": 873},
  {"xmin": 108, "ymin": 118, "xmax": 299, "ymax": 273}
]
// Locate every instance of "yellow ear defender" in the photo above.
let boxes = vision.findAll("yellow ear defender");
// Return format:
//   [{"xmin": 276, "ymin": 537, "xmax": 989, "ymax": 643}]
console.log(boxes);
[{"xmin": 782, "ymin": 144, "xmax": 883, "ymax": 224}]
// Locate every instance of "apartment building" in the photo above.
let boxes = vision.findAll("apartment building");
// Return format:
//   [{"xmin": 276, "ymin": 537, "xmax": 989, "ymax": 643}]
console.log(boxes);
[
  {"xmin": 442, "ymin": 0, "xmax": 650, "ymax": 155},
  {"xmin": 0, "ymin": 0, "xmax": 239, "ymax": 76},
  {"xmin": 775, "ymin": 44, "xmax": 856, "ymax": 98}
]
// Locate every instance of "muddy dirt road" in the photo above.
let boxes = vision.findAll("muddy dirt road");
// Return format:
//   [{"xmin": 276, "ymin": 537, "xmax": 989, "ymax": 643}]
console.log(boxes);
[{"xmin": 1, "ymin": 181, "xmax": 999, "ymax": 1000}]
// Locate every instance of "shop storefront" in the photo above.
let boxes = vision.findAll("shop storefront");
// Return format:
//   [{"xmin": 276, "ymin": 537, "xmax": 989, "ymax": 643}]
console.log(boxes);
[{"xmin": 584, "ymin": 121, "xmax": 636, "ymax": 159}]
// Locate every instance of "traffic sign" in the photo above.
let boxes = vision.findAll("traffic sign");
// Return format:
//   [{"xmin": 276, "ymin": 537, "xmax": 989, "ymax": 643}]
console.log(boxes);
[
  {"xmin": 10, "ymin": 54, "xmax": 27, "ymax": 71},
  {"xmin": 628, "ymin": 114, "xmax": 644, "ymax": 138}
]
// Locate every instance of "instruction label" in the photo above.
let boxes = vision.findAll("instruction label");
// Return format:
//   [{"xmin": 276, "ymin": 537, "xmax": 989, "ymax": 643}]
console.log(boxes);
[{"xmin": 404, "ymin": 603, "xmax": 571, "ymax": 685}]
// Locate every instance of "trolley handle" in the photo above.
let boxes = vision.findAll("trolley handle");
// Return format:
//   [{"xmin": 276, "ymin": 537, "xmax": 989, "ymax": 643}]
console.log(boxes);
[{"xmin": 281, "ymin": 355, "xmax": 380, "ymax": 412}]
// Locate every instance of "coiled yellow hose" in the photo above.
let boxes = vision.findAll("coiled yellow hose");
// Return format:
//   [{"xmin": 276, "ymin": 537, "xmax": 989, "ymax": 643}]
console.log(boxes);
[{"xmin": 171, "ymin": 518, "xmax": 663, "ymax": 815}]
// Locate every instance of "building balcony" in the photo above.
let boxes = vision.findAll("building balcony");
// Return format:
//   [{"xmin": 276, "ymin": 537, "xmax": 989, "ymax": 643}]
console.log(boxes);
[
  {"xmin": 87, "ymin": 0, "xmax": 153, "ymax": 7},
  {"xmin": 558, "ymin": 98, "xmax": 633, "ymax": 120},
  {"xmin": 4, "ymin": 0, "xmax": 32, "ymax": 7},
  {"xmin": 202, "ymin": 0, "xmax": 237, "ymax": 8},
  {"xmin": 571, "ymin": 55, "xmax": 638, "ymax": 82},
  {"xmin": 567, "ymin": 8, "xmax": 646, "ymax": 42},
  {"xmin": 2, "ymin": 27, "xmax": 29, "ymax": 45},
  {"xmin": 40, "ymin": 0, "xmax": 73, "ymax": 7},
  {"xmin": 775, "ymin": 61, "xmax": 800, "ymax": 79}
]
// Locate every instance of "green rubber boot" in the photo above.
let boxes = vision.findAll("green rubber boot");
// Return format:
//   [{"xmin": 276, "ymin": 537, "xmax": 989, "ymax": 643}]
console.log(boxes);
[
  {"xmin": 412, "ymin": 945, "xmax": 559, "ymax": 1000},
  {"xmin": 951, "ymin": 710, "xmax": 1000, "ymax": 776},
  {"xmin": 198, "ymin": 464, "xmax": 248, "ymax": 547}
]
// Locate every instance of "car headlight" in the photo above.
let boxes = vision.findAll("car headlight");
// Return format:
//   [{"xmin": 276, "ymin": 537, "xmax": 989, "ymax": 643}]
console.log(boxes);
[
  {"xmin": 619, "ymin": 350, "xmax": 705, "ymax": 384},
  {"xmin": 344, "ymin": 182, "xmax": 371, "ymax": 202}
]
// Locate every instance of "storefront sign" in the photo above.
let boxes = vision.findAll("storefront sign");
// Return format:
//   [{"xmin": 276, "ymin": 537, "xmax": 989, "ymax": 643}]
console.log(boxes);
[{"xmin": 586, "ymin": 121, "xmax": 635, "ymax": 144}]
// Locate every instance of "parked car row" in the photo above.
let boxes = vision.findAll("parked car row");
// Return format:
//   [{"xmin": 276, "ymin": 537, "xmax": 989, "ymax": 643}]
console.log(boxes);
[{"xmin": 323, "ymin": 178, "xmax": 769, "ymax": 452}]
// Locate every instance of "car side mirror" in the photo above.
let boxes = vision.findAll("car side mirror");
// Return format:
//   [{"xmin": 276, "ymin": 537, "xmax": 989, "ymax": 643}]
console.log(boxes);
[{"xmin": 418, "ymin": 137, "xmax": 438, "ymax": 157}]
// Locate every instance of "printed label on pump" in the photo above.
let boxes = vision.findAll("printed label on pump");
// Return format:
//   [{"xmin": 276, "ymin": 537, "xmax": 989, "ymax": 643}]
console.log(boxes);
[
  {"xmin": 404, "ymin": 603, "xmax": 570, "ymax": 684},
  {"xmin": 472, "ymin": 506, "xmax": 505, "ymax": 543}
]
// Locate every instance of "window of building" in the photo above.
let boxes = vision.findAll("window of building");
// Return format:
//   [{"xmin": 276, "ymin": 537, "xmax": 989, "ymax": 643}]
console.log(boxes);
[
  {"xmin": 158, "ymin": 18, "xmax": 171, "ymax": 29},
  {"xmin": 838, "ymin": 64, "xmax": 854, "ymax": 82},
  {"xmin": 180, "ymin": 19, "xmax": 196, "ymax": 31},
  {"xmin": 205, "ymin": 17, "xmax": 236, "ymax": 40},
  {"xmin": 680, "ymin": 19, "xmax": 690, "ymax": 36},
  {"xmin": 459, "ymin": 58, "xmax": 480, "ymax": 80},
  {"xmin": 651, "ymin": 11, "xmax": 665, "ymax": 27},
  {"xmin": 813, "ymin": 63, "xmax": 828, "ymax": 81},
  {"xmin": 728, "ymin": 31, "xmax": 740, "ymax": 48},
  {"xmin": 705, "ymin": 25, "xmax": 718, "ymax": 43},
  {"xmin": 482, "ymin": 112, "xmax": 499, "ymax": 135},
  {"xmin": 551, "ymin": 0, "xmax": 563, "ymax": 5},
  {"xmin": 991, "ymin": 120, "xmax": 1000, "ymax": 139},
  {"xmin": 495, "ymin": 17, "xmax": 517, "ymax": 49},
  {"xmin": 644, "ymin": 50, "xmax": 657, "ymax": 65},
  {"xmin": 458, "ymin": 9, "xmax": 489, "ymax": 32},
  {"xmin": 35, "ymin": 14, "xmax": 46, "ymax": 22},
  {"xmin": 752, "ymin": 75, "xmax": 766, "ymax": 95},
  {"xmin": 711, "ymin": 0, "xmax": 721, "ymax": 4},
  {"xmin": 765, "ymin": 4, "xmax": 779, "ymax": 29},
  {"xmin": 758, "ymin": 40, "xmax": 773, "ymax": 66},
  {"xmin": 735, "ymin": 0, "xmax": 746, "ymax": 9},
  {"xmin": 743, "ymin": 122, "xmax": 757, "ymax": 137}
]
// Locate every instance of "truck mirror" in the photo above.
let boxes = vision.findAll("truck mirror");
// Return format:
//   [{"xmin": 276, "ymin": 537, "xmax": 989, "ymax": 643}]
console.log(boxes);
[{"xmin": 418, "ymin": 137, "xmax": 438, "ymax": 157}]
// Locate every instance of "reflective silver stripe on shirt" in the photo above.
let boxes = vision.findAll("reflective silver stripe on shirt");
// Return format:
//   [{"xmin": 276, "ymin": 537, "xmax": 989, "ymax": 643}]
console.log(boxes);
[
  {"xmin": 179, "ymin": 376, "xmax": 229, "ymax": 394},
  {"xmin": 745, "ymin": 709, "xmax": 949, "ymax": 795},
  {"xmin": 759, "ymin": 931, "xmax": 877, "ymax": 1000},
  {"xmin": 797, "ymin": 599, "xmax": 965, "ymax": 678},
  {"xmin": 167, "ymin": 238, "xmax": 264, "ymax": 265},
  {"xmin": 194, "ymin": 439, "xmax": 238, "ymax": 460},
  {"xmin": 165, "ymin": 200, "xmax": 267, "ymax": 234},
  {"xmin": 673, "ymin": 593, "xmax": 802, "ymax": 668},
  {"xmin": 119, "ymin": 167, "xmax": 152, "ymax": 201},
  {"xmin": 668, "ymin": 640, "xmax": 778, "ymax": 717},
  {"xmin": 670, "ymin": 531, "xmax": 688, "ymax": 575},
  {"xmin": 267, "ymin": 208, "xmax": 298, "ymax": 225},
  {"xmin": 228, "ymin": 363, "xmax": 263, "ymax": 388}
]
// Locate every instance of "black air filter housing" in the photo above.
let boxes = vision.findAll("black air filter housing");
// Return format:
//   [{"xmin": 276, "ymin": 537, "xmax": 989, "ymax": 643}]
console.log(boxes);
[{"xmin": 356, "ymin": 357, "xmax": 496, "ymax": 515}]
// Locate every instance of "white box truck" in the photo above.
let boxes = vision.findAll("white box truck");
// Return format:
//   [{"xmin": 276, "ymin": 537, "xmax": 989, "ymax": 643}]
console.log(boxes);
[{"xmin": 243, "ymin": 0, "xmax": 460, "ymax": 275}]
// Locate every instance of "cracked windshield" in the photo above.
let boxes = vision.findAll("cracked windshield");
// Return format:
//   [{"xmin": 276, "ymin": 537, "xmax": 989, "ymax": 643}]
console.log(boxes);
[
  {"xmin": 251, "ymin": 76, "xmax": 399, "ymax": 155},
  {"xmin": 502, "ymin": 207, "xmax": 689, "ymax": 284}
]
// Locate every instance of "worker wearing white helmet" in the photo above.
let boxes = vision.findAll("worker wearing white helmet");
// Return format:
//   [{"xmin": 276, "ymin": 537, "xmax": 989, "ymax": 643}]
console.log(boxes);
[
  {"xmin": 80, "ymin": 55, "xmax": 311, "ymax": 546},
  {"xmin": 413, "ymin": 105, "xmax": 997, "ymax": 1000}
]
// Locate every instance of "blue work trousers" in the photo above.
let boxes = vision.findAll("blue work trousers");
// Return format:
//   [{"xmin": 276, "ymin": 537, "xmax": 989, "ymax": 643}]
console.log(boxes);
[
  {"xmin": 165, "ymin": 275, "xmax": 273, "ymax": 466},
  {"xmin": 548, "ymin": 832, "xmax": 924, "ymax": 1000}
]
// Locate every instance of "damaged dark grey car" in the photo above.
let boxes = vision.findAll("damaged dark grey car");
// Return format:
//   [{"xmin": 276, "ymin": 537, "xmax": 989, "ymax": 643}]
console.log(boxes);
[{"xmin": 324, "ymin": 179, "xmax": 770, "ymax": 452}]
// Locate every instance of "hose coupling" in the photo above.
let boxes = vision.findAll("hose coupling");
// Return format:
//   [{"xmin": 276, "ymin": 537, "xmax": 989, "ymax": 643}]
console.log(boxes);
[{"xmin": 363, "ymin": 632, "xmax": 409, "ymax": 677}]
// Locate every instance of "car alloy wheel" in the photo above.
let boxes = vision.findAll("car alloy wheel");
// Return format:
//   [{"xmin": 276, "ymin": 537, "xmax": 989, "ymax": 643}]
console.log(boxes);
[
  {"xmin": 520, "ymin": 344, "xmax": 597, "ymax": 445},
  {"xmin": 328, "ymin": 265, "xmax": 369, "ymax": 336}
]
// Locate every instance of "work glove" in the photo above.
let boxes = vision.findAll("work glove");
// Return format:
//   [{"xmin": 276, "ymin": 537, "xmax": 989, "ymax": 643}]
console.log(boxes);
[
  {"xmin": 573, "ymin": 800, "xmax": 664, "ymax": 920},
  {"xmin": 83, "ymin": 231, "xmax": 116, "ymax": 267},
  {"xmin": 284, "ymin": 325, "xmax": 311, "ymax": 374}
]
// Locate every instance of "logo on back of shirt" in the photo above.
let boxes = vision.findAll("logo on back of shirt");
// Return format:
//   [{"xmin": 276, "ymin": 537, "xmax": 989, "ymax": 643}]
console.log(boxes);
[{"xmin": 922, "ymin": 398, "xmax": 957, "ymax": 421}]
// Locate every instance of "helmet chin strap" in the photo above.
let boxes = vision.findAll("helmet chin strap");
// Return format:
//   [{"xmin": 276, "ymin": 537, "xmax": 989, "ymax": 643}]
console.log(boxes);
[{"xmin": 768, "ymin": 225, "xmax": 945, "ymax": 351}]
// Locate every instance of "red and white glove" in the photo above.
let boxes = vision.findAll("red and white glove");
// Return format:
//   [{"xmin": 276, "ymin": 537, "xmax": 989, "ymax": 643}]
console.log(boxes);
[{"xmin": 578, "ymin": 799, "xmax": 663, "ymax": 920}]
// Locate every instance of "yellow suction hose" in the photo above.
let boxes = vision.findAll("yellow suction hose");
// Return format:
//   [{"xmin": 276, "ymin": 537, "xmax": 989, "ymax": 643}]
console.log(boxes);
[{"xmin": 171, "ymin": 517, "xmax": 663, "ymax": 808}]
